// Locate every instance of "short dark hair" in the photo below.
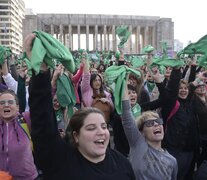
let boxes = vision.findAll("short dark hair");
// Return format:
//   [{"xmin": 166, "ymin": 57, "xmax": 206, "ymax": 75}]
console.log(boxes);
[{"xmin": 127, "ymin": 84, "xmax": 136, "ymax": 92}]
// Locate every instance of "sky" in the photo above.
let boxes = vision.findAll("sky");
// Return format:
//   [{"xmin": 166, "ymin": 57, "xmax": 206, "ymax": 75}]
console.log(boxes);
[{"xmin": 25, "ymin": 0, "xmax": 207, "ymax": 47}]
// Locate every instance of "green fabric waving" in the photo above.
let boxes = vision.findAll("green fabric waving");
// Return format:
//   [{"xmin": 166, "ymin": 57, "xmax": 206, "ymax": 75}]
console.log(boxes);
[
  {"xmin": 116, "ymin": 26, "xmax": 131, "ymax": 48},
  {"xmin": 198, "ymin": 54, "xmax": 207, "ymax": 67},
  {"xmin": 0, "ymin": 46, "xmax": 12, "ymax": 65},
  {"xmin": 56, "ymin": 74, "xmax": 76, "ymax": 119},
  {"xmin": 178, "ymin": 34, "xmax": 207, "ymax": 56},
  {"xmin": 104, "ymin": 65, "xmax": 141, "ymax": 115},
  {"xmin": 27, "ymin": 31, "xmax": 75, "ymax": 76},
  {"xmin": 131, "ymin": 56, "xmax": 145, "ymax": 68},
  {"xmin": 151, "ymin": 57, "xmax": 184, "ymax": 68},
  {"xmin": 142, "ymin": 45, "xmax": 155, "ymax": 53}
]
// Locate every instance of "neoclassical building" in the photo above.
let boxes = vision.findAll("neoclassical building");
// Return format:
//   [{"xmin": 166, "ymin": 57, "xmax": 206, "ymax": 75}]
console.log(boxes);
[{"xmin": 23, "ymin": 13, "xmax": 174, "ymax": 53}]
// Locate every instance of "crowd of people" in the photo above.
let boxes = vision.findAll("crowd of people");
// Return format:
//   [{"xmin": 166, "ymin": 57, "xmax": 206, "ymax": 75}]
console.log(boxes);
[{"xmin": 0, "ymin": 31, "xmax": 207, "ymax": 180}]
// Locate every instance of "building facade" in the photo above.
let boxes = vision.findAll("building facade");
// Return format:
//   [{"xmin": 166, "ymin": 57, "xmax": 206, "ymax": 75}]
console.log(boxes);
[
  {"xmin": 23, "ymin": 14, "xmax": 174, "ymax": 54},
  {"xmin": 0, "ymin": 0, "xmax": 25, "ymax": 54}
]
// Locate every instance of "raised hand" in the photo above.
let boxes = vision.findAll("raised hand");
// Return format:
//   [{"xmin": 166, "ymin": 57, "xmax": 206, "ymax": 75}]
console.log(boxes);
[{"xmin": 23, "ymin": 33, "xmax": 36, "ymax": 59}]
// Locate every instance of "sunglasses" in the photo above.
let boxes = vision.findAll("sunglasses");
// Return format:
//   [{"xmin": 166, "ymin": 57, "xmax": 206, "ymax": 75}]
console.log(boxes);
[
  {"xmin": 140, "ymin": 118, "xmax": 163, "ymax": 130},
  {"xmin": 0, "ymin": 100, "xmax": 16, "ymax": 106}
]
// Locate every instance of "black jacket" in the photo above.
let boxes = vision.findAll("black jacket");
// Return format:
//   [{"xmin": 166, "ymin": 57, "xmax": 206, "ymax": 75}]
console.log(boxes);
[{"xmin": 29, "ymin": 71, "xmax": 135, "ymax": 180}]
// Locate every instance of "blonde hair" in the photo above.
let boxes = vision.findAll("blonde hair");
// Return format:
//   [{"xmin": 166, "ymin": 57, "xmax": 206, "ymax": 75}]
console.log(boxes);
[{"xmin": 137, "ymin": 111, "xmax": 160, "ymax": 130}]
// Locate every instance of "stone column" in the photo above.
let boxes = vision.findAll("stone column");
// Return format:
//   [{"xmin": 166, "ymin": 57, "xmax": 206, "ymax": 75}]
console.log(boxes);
[
  {"xmin": 144, "ymin": 26, "xmax": 149, "ymax": 47},
  {"xmin": 100, "ymin": 27, "xmax": 103, "ymax": 51},
  {"xmin": 77, "ymin": 25, "xmax": 80, "ymax": 50},
  {"xmin": 107, "ymin": 32, "xmax": 110, "ymax": 50},
  {"xmin": 112, "ymin": 25, "xmax": 116, "ymax": 52},
  {"xmin": 59, "ymin": 24, "xmax": 63, "ymax": 43},
  {"xmin": 50, "ymin": 24, "xmax": 54, "ymax": 36},
  {"xmin": 86, "ymin": 25, "xmax": 89, "ymax": 51},
  {"xmin": 135, "ymin": 26, "xmax": 141, "ymax": 53},
  {"xmin": 68, "ymin": 24, "xmax": 72, "ymax": 50},
  {"xmin": 63, "ymin": 32, "xmax": 66, "ymax": 45},
  {"xmin": 103, "ymin": 25, "xmax": 107, "ymax": 51},
  {"xmin": 128, "ymin": 25, "xmax": 133, "ymax": 54},
  {"xmin": 94, "ymin": 25, "xmax": 98, "ymax": 50},
  {"xmin": 152, "ymin": 26, "xmax": 156, "ymax": 48}
]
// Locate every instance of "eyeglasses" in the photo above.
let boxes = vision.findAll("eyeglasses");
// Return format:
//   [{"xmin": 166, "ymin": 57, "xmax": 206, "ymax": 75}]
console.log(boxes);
[
  {"xmin": 0, "ymin": 100, "xmax": 16, "ymax": 106},
  {"xmin": 140, "ymin": 118, "xmax": 163, "ymax": 130}
]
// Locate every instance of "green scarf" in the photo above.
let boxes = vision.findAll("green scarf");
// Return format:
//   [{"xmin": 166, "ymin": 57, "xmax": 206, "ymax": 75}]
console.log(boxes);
[
  {"xmin": 131, "ymin": 56, "xmax": 145, "ymax": 68},
  {"xmin": 0, "ymin": 45, "xmax": 12, "ymax": 64},
  {"xmin": 142, "ymin": 45, "xmax": 155, "ymax": 53},
  {"xmin": 55, "ymin": 109, "xmax": 64, "ymax": 122},
  {"xmin": 131, "ymin": 103, "xmax": 141, "ymax": 118},
  {"xmin": 198, "ymin": 54, "xmax": 207, "ymax": 67},
  {"xmin": 147, "ymin": 81, "xmax": 155, "ymax": 92},
  {"xmin": 26, "ymin": 31, "xmax": 75, "ymax": 76},
  {"xmin": 104, "ymin": 65, "xmax": 141, "ymax": 115},
  {"xmin": 151, "ymin": 57, "xmax": 184, "ymax": 68},
  {"xmin": 115, "ymin": 26, "xmax": 131, "ymax": 48},
  {"xmin": 56, "ymin": 74, "xmax": 76, "ymax": 119}
]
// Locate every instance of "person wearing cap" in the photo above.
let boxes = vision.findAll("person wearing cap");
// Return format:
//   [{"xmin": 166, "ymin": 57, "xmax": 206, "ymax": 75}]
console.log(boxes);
[{"xmin": 121, "ymin": 83, "xmax": 177, "ymax": 179}]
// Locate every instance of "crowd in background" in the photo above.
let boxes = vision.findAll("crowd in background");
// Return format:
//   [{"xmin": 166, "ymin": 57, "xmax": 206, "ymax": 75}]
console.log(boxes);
[{"xmin": 0, "ymin": 31, "xmax": 207, "ymax": 180}]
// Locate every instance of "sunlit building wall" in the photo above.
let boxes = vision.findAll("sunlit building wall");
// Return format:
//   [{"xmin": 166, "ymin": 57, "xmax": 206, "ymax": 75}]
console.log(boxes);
[{"xmin": 0, "ymin": 0, "xmax": 25, "ymax": 54}]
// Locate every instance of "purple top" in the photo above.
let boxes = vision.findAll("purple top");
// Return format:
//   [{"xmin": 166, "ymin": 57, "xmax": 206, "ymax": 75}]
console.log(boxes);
[
  {"xmin": 0, "ymin": 114, "xmax": 38, "ymax": 180},
  {"xmin": 0, "ymin": 83, "xmax": 8, "ymax": 92}
]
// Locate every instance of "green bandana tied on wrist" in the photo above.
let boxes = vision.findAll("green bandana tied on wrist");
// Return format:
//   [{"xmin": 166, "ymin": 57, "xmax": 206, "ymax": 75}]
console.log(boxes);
[
  {"xmin": 104, "ymin": 65, "xmax": 141, "ymax": 115},
  {"xmin": 26, "ymin": 31, "xmax": 75, "ymax": 76}
]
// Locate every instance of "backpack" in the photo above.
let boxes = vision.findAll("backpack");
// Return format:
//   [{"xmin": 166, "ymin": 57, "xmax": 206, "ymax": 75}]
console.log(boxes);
[{"xmin": 17, "ymin": 114, "xmax": 33, "ymax": 151}]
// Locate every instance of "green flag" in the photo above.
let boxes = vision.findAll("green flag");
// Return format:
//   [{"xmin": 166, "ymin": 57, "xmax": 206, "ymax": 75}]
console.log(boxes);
[
  {"xmin": 142, "ymin": 45, "xmax": 155, "ymax": 53},
  {"xmin": 27, "ymin": 31, "xmax": 75, "ymax": 76},
  {"xmin": 116, "ymin": 26, "xmax": 131, "ymax": 48},
  {"xmin": 0, "ymin": 45, "xmax": 12, "ymax": 65}
]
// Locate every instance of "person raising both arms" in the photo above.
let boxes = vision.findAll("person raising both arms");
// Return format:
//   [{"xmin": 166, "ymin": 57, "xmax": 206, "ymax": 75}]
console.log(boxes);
[{"xmin": 25, "ymin": 33, "xmax": 135, "ymax": 180}]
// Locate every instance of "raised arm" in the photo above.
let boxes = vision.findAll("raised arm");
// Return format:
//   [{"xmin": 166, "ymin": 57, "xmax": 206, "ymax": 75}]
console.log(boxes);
[
  {"xmin": 72, "ymin": 63, "xmax": 84, "ymax": 84},
  {"xmin": 26, "ymin": 34, "xmax": 69, "ymax": 176},
  {"xmin": 121, "ymin": 81, "xmax": 147, "ymax": 150},
  {"xmin": 80, "ymin": 53, "xmax": 93, "ymax": 106},
  {"xmin": 2, "ymin": 60, "xmax": 18, "ymax": 92}
]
